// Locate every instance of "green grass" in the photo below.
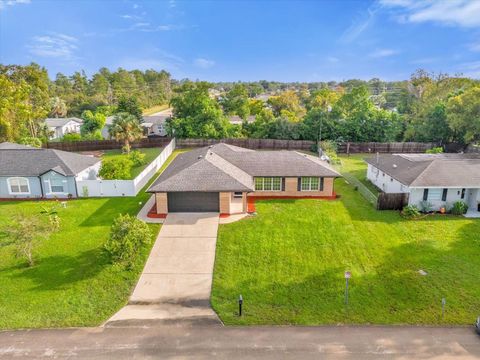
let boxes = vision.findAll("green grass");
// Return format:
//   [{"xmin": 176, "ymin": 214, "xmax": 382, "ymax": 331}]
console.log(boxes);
[
  {"xmin": 102, "ymin": 147, "xmax": 163, "ymax": 179},
  {"xmin": 142, "ymin": 104, "xmax": 169, "ymax": 115},
  {"xmin": 338, "ymin": 153, "xmax": 380, "ymax": 195},
  {"xmin": 212, "ymin": 179, "xmax": 480, "ymax": 325},
  {"xmin": 0, "ymin": 150, "xmax": 184, "ymax": 329}
]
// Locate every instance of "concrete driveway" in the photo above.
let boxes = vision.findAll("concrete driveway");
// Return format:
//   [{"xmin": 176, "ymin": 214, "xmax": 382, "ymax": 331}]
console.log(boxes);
[{"xmin": 107, "ymin": 213, "xmax": 221, "ymax": 325}]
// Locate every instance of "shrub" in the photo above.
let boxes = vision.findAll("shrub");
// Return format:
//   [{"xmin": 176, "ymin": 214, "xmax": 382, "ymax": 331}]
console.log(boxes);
[
  {"xmin": 402, "ymin": 205, "xmax": 421, "ymax": 219},
  {"xmin": 129, "ymin": 150, "xmax": 146, "ymax": 166},
  {"xmin": 99, "ymin": 157, "xmax": 132, "ymax": 180},
  {"xmin": 19, "ymin": 137, "xmax": 42, "ymax": 148},
  {"xmin": 450, "ymin": 201, "xmax": 468, "ymax": 215},
  {"xmin": 426, "ymin": 147, "xmax": 444, "ymax": 154},
  {"xmin": 419, "ymin": 200, "xmax": 433, "ymax": 213},
  {"xmin": 320, "ymin": 140, "xmax": 340, "ymax": 165},
  {"xmin": 62, "ymin": 133, "xmax": 82, "ymax": 142},
  {"xmin": 104, "ymin": 214, "xmax": 152, "ymax": 269}
]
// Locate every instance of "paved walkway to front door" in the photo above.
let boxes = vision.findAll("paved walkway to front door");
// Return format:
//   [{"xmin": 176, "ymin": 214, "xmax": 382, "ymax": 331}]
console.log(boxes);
[{"xmin": 106, "ymin": 213, "xmax": 221, "ymax": 326}]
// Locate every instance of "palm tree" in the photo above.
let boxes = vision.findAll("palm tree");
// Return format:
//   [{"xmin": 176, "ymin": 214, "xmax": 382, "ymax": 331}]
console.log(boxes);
[
  {"xmin": 108, "ymin": 112, "xmax": 143, "ymax": 153},
  {"xmin": 49, "ymin": 97, "xmax": 67, "ymax": 118}
]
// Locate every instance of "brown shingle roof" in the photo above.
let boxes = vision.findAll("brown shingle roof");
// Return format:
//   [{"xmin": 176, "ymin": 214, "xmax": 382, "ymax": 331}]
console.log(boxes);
[{"xmin": 148, "ymin": 143, "xmax": 340, "ymax": 192}]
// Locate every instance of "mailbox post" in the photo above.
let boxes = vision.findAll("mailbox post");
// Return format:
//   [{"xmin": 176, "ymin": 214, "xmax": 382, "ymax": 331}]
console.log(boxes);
[
  {"xmin": 344, "ymin": 271, "xmax": 351, "ymax": 305},
  {"xmin": 238, "ymin": 295, "xmax": 243, "ymax": 317}
]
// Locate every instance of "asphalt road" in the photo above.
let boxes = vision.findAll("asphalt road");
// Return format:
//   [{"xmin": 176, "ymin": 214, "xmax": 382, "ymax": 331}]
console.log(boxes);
[{"xmin": 1, "ymin": 324, "xmax": 479, "ymax": 359}]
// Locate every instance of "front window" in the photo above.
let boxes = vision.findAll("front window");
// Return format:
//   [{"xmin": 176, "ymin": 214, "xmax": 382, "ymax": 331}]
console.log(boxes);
[
  {"xmin": 427, "ymin": 188, "xmax": 442, "ymax": 201},
  {"xmin": 301, "ymin": 177, "xmax": 319, "ymax": 191},
  {"xmin": 8, "ymin": 177, "xmax": 30, "ymax": 194},
  {"xmin": 255, "ymin": 177, "xmax": 282, "ymax": 191},
  {"xmin": 50, "ymin": 178, "xmax": 65, "ymax": 193}
]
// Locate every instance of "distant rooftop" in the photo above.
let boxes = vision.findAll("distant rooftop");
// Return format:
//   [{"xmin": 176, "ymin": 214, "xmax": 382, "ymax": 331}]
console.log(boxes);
[{"xmin": 44, "ymin": 118, "xmax": 83, "ymax": 127}]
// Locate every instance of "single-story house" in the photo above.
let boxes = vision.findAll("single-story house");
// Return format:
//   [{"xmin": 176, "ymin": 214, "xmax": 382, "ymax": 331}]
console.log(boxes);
[
  {"xmin": 102, "ymin": 115, "xmax": 169, "ymax": 139},
  {"xmin": 227, "ymin": 115, "xmax": 256, "ymax": 125},
  {"xmin": 0, "ymin": 142, "xmax": 100, "ymax": 199},
  {"xmin": 147, "ymin": 143, "xmax": 340, "ymax": 215},
  {"xmin": 365, "ymin": 153, "xmax": 480, "ymax": 215},
  {"xmin": 44, "ymin": 117, "xmax": 83, "ymax": 140}
]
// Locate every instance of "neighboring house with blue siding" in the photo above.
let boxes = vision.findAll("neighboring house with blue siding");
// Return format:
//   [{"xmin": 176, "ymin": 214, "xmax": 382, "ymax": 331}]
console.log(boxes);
[{"xmin": 0, "ymin": 142, "xmax": 100, "ymax": 199}]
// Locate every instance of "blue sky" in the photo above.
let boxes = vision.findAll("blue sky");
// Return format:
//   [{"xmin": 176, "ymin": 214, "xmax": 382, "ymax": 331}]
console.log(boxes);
[{"xmin": 1, "ymin": 0, "xmax": 480, "ymax": 81}]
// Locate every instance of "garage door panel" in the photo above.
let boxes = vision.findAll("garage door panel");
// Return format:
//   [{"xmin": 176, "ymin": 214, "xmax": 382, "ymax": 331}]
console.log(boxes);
[{"xmin": 168, "ymin": 192, "xmax": 219, "ymax": 212}]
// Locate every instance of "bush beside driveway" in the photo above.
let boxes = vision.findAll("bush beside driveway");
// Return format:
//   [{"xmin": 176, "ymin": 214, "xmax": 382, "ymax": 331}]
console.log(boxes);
[{"xmin": 212, "ymin": 179, "xmax": 480, "ymax": 325}]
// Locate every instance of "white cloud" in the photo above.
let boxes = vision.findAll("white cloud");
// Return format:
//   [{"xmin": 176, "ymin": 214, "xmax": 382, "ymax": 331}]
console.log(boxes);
[
  {"xmin": 458, "ymin": 60, "xmax": 480, "ymax": 78},
  {"xmin": 193, "ymin": 58, "xmax": 215, "ymax": 69},
  {"xmin": 133, "ymin": 3, "xmax": 139, "ymax": 9},
  {"xmin": 27, "ymin": 33, "xmax": 78, "ymax": 59},
  {"xmin": 0, "ymin": 0, "xmax": 30, "ymax": 11},
  {"xmin": 327, "ymin": 56, "xmax": 340, "ymax": 63},
  {"xmin": 468, "ymin": 41, "xmax": 480, "ymax": 52},
  {"xmin": 369, "ymin": 48, "xmax": 399, "ymax": 58},
  {"xmin": 341, "ymin": 5, "xmax": 379, "ymax": 43},
  {"xmin": 380, "ymin": 0, "xmax": 480, "ymax": 27}
]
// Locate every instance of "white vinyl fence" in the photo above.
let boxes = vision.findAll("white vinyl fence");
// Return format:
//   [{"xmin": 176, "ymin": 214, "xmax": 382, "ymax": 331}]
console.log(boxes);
[{"xmin": 77, "ymin": 138, "xmax": 175, "ymax": 197}]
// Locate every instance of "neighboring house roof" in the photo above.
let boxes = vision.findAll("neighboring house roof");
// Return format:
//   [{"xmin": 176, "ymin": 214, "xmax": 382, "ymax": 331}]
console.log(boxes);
[
  {"xmin": 0, "ymin": 143, "xmax": 100, "ymax": 177},
  {"xmin": 228, "ymin": 115, "xmax": 256, "ymax": 125},
  {"xmin": 148, "ymin": 143, "xmax": 340, "ymax": 193},
  {"xmin": 44, "ymin": 118, "xmax": 83, "ymax": 128},
  {"xmin": 0, "ymin": 142, "xmax": 34, "ymax": 150},
  {"xmin": 365, "ymin": 153, "xmax": 480, "ymax": 187}
]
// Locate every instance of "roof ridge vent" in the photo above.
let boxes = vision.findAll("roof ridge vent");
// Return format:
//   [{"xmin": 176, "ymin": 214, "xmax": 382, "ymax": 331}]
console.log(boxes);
[{"xmin": 198, "ymin": 155, "xmax": 203, "ymax": 159}]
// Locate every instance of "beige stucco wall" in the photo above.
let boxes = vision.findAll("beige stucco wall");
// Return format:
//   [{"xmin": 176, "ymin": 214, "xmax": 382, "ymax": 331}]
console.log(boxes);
[
  {"xmin": 155, "ymin": 192, "xmax": 168, "ymax": 214},
  {"xmin": 250, "ymin": 177, "xmax": 335, "ymax": 197}
]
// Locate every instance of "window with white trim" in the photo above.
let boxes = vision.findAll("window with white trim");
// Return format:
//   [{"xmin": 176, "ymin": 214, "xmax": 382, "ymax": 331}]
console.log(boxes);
[
  {"xmin": 301, "ymin": 177, "xmax": 320, "ymax": 191},
  {"xmin": 50, "ymin": 178, "xmax": 65, "ymax": 193},
  {"xmin": 254, "ymin": 177, "xmax": 282, "ymax": 191},
  {"xmin": 8, "ymin": 177, "xmax": 30, "ymax": 194}
]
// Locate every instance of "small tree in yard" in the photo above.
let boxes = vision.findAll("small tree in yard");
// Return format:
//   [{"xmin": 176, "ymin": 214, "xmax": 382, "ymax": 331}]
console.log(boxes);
[
  {"xmin": 108, "ymin": 112, "xmax": 143, "ymax": 154},
  {"xmin": 99, "ymin": 157, "xmax": 132, "ymax": 180},
  {"xmin": 1, "ymin": 213, "xmax": 53, "ymax": 267},
  {"xmin": 104, "ymin": 214, "xmax": 152, "ymax": 269}
]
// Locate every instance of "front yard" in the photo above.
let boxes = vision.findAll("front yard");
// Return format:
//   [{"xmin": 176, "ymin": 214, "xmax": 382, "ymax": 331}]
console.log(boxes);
[
  {"xmin": 0, "ymin": 150, "xmax": 183, "ymax": 329},
  {"xmin": 212, "ymin": 179, "xmax": 480, "ymax": 325}
]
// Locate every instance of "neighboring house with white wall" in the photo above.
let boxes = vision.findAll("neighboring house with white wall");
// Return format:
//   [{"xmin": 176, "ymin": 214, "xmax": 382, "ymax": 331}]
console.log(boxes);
[
  {"xmin": 45, "ymin": 118, "xmax": 83, "ymax": 140},
  {"xmin": 102, "ymin": 115, "xmax": 169, "ymax": 139},
  {"xmin": 0, "ymin": 142, "xmax": 100, "ymax": 199},
  {"xmin": 365, "ymin": 153, "xmax": 480, "ymax": 215}
]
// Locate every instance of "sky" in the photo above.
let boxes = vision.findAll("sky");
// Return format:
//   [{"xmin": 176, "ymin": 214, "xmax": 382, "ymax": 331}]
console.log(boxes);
[{"xmin": 1, "ymin": 0, "xmax": 480, "ymax": 82}]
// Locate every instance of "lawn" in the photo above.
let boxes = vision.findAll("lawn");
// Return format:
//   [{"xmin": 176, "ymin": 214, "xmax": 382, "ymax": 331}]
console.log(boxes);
[
  {"xmin": 0, "ymin": 150, "xmax": 184, "ymax": 329},
  {"xmin": 102, "ymin": 147, "xmax": 163, "ymax": 179},
  {"xmin": 338, "ymin": 153, "xmax": 380, "ymax": 195},
  {"xmin": 142, "ymin": 104, "xmax": 169, "ymax": 115},
  {"xmin": 212, "ymin": 180, "xmax": 480, "ymax": 325}
]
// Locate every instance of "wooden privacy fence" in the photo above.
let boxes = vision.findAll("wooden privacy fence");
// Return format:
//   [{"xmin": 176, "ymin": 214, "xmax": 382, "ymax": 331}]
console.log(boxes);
[
  {"xmin": 338, "ymin": 142, "xmax": 436, "ymax": 154},
  {"xmin": 377, "ymin": 193, "xmax": 409, "ymax": 210},
  {"xmin": 45, "ymin": 137, "xmax": 440, "ymax": 153},
  {"xmin": 176, "ymin": 138, "xmax": 315, "ymax": 150},
  {"xmin": 45, "ymin": 137, "xmax": 173, "ymax": 152}
]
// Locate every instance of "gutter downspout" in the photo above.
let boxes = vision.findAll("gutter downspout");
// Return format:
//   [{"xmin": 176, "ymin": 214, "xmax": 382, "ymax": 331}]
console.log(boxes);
[{"xmin": 38, "ymin": 176, "xmax": 44, "ymax": 198}]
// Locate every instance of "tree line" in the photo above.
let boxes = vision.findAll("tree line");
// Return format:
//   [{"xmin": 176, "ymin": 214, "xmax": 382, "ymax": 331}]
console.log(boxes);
[
  {"xmin": 0, "ymin": 63, "xmax": 172, "ymax": 144},
  {"xmin": 0, "ymin": 63, "xmax": 478, "ymax": 147},
  {"xmin": 168, "ymin": 71, "xmax": 480, "ymax": 146}
]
